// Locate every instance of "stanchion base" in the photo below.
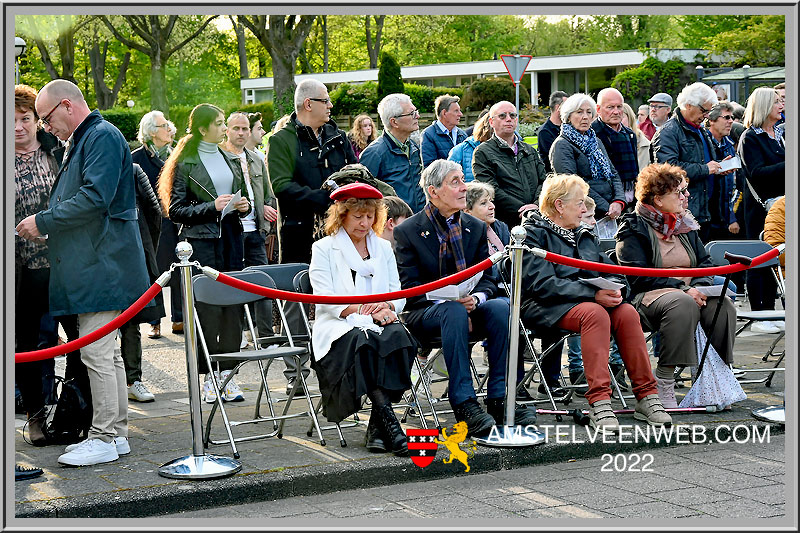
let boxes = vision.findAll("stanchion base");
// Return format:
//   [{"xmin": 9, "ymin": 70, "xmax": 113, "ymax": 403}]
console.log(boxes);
[
  {"xmin": 751, "ymin": 406, "xmax": 785, "ymax": 425},
  {"xmin": 158, "ymin": 454, "xmax": 242, "ymax": 480},
  {"xmin": 474, "ymin": 425, "xmax": 546, "ymax": 447}
]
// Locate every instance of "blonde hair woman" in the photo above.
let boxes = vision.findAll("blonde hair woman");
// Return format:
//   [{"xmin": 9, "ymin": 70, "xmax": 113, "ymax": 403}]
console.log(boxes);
[{"xmin": 347, "ymin": 114, "xmax": 377, "ymax": 160}]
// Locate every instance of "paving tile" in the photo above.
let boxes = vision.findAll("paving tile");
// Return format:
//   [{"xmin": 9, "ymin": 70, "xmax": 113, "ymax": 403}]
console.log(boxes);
[
  {"xmin": 647, "ymin": 486, "xmax": 735, "ymax": 506},
  {"xmin": 517, "ymin": 504, "xmax": 610, "ymax": 519},
  {"xmin": 718, "ymin": 459, "xmax": 785, "ymax": 477},
  {"xmin": 606, "ymin": 500, "xmax": 704, "ymax": 519},
  {"xmin": 562, "ymin": 488, "xmax": 655, "ymax": 510},
  {"xmin": 481, "ymin": 491, "xmax": 564, "ymax": 513},
  {"xmin": 398, "ymin": 492, "xmax": 486, "ymax": 515},
  {"xmin": 690, "ymin": 471, "xmax": 778, "ymax": 491},
  {"xmin": 729, "ymin": 484, "xmax": 786, "ymax": 505},
  {"xmin": 691, "ymin": 496, "xmax": 786, "ymax": 518}
]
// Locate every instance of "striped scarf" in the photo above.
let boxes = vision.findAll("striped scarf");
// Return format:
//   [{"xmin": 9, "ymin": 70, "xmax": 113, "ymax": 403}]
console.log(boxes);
[{"xmin": 424, "ymin": 203, "xmax": 467, "ymax": 275}]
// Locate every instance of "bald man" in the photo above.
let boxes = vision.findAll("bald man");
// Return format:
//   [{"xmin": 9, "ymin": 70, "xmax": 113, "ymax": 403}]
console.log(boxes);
[
  {"xmin": 591, "ymin": 88, "xmax": 639, "ymax": 206},
  {"xmin": 16, "ymin": 79, "xmax": 150, "ymax": 467}
]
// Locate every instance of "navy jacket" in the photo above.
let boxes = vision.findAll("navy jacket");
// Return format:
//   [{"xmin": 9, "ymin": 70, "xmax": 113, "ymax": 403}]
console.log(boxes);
[
  {"xmin": 35, "ymin": 111, "xmax": 150, "ymax": 316},
  {"xmin": 394, "ymin": 209, "xmax": 498, "ymax": 330},
  {"xmin": 360, "ymin": 133, "xmax": 426, "ymax": 213},
  {"xmin": 421, "ymin": 122, "xmax": 467, "ymax": 168}
]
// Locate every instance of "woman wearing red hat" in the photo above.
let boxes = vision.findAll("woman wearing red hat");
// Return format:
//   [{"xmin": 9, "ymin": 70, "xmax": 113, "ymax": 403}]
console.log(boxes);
[{"xmin": 309, "ymin": 183, "xmax": 416, "ymax": 457}]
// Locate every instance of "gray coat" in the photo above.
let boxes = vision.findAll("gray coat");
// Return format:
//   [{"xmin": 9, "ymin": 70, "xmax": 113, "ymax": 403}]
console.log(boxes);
[
  {"xmin": 35, "ymin": 111, "xmax": 150, "ymax": 316},
  {"xmin": 549, "ymin": 134, "xmax": 625, "ymax": 213}
]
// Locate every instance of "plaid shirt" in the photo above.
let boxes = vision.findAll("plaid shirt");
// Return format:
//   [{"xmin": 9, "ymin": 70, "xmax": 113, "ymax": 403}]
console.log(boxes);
[{"xmin": 591, "ymin": 119, "xmax": 639, "ymax": 187}]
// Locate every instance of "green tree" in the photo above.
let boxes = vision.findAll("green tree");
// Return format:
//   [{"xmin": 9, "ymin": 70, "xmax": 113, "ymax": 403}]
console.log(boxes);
[
  {"xmin": 611, "ymin": 57, "xmax": 685, "ymax": 106},
  {"xmin": 100, "ymin": 15, "xmax": 219, "ymax": 113},
  {"xmin": 377, "ymin": 51, "xmax": 403, "ymax": 100},
  {"xmin": 705, "ymin": 16, "xmax": 784, "ymax": 66}
]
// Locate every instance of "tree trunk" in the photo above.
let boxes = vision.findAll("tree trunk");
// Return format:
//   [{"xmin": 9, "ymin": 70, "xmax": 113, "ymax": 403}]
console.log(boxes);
[
  {"xmin": 231, "ymin": 16, "xmax": 249, "ymax": 79},
  {"xmin": 298, "ymin": 46, "xmax": 312, "ymax": 74},
  {"xmin": 270, "ymin": 49, "xmax": 296, "ymax": 115},
  {"xmin": 321, "ymin": 15, "xmax": 328, "ymax": 72},
  {"xmin": 365, "ymin": 15, "xmax": 385, "ymax": 69},
  {"xmin": 150, "ymin": 53, "xmax": 169, "ymax": 114}
]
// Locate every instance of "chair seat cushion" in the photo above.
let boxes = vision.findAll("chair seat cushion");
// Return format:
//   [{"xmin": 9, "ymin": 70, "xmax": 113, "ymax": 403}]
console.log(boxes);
[{"xmin": 738, "ymin": 310, "xmax": 785, "ymax": 321}]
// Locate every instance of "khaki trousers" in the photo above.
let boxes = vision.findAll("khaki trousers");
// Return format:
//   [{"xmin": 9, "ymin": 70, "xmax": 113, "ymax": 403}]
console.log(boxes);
[{"xmin": 78, "ymin": 311, "xmax": 128, "ymax": 443}]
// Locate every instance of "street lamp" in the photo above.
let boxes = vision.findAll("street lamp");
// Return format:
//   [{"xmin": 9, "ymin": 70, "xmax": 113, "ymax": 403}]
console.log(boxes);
[
  {"xmin": 15, "ymin": 36, "xmax": 27, "ymax": 85},
  {"xmin": 696, "ymin": 65, "xmax": 704, "ymax": 82},
  {"xmin": 127, "ymin": 100, "xmax": 135, "ymax": 108}
]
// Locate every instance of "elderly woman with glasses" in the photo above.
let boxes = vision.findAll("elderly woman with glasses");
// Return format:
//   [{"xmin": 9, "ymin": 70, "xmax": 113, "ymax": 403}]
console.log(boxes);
[
  {"xmin": 549, "ymin": 93, "xmax": 626, "ymax": 221},
  {"xmin": 703, "ymin": 102, "xmax": 741, "ymax": 242},
  {"xmin": 650, "ymin": 82, "xmax": 735, "ymax": 242},
  {"xmin": 616, "ymin": 163, "xmax": 738, "ymax": 409}
]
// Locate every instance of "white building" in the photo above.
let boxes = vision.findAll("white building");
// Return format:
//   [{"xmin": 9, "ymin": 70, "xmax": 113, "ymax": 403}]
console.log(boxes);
[{"xmin": 240, "ymin": 48, "xmax": 716, "ymax": 106}]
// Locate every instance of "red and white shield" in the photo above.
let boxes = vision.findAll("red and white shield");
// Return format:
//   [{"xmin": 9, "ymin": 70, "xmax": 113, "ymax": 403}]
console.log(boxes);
[{"xmin": 406, "ymin": 428, "xmax": 439, "ymax": 468}]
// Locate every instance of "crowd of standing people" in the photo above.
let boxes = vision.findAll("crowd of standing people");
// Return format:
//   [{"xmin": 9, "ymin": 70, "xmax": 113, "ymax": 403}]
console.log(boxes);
[{"xmin": 15, "ymin": 74, "xmax": 785, "ymax": 467}]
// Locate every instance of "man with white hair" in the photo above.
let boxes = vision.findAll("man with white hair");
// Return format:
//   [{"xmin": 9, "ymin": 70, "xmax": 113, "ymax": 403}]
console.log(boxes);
[
  {"xmin": 651, "ymin": 82, "xmax": 732, "ymax": 240},
  {"xmin": 360, "ymin": 93, "xmax": 426, "ymax": 212},
  {"xmin": 592, "ymin": 88, "xmax": 639, "ymax": 206},
  {"xmin": 267, "ymin": 79, "xmax": 356, "ymax": 393},
  {"xmin": 16, "ymin": 79, "xmax": 151, "ymax": 466}
]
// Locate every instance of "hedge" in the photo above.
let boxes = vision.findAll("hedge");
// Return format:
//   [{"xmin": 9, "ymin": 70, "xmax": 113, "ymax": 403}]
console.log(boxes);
[
  {"xmin": 330, "ymin": 82, "xmax": 463, "ymax": 116},
  {"xmin": 462, "ymin": 77, "xmax": 530, "ymax": 112}
]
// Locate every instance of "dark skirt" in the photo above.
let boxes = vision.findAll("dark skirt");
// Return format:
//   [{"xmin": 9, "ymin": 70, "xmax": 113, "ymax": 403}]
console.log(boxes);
[{"xmin": 312, "ymin": 323, "xmax": 417, "ymax": 423}]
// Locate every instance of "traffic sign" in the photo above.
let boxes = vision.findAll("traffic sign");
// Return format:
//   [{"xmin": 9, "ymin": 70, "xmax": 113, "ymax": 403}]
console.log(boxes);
[{"xmin": 500, "ymin": 54, "xmax": 532, "ymax": 86}]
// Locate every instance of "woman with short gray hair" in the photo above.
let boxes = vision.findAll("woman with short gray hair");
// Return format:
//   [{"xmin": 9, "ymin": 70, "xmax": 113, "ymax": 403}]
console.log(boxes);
[{"xmin": 550, "ymin": 93, "xmax": 625, "ymax": 220}]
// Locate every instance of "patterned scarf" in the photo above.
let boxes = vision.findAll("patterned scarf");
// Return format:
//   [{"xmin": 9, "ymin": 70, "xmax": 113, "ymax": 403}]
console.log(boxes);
[
  {"xmin": 560, "ymin": 123, "xmax": 617, "ymax": 182},
  {"xmin": 540, "ymin": 212, "xmax": 577, "ymax": 246},
  {"xmin": 636, "ymin": 202, "xmax": 700, "ymax": 240},
  {"xmin": 424, "ymin": 203, "xmax": 467, "ymax": 275}
]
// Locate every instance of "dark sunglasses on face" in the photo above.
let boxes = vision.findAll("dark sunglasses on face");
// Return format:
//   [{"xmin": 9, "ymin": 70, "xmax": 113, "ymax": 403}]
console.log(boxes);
[
  {"xmin": 493, "ymin": 112, "xmax": 518, "ymax": 120},
  {"xmin": 718, "ymin": 114, "xmax": 734, "ymax": 121}
]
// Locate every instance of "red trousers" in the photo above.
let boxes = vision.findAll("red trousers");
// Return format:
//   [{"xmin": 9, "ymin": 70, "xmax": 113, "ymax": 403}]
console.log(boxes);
[{"xmin": 557, "ymin": 302, "xmax": 658, "ymax": 404}]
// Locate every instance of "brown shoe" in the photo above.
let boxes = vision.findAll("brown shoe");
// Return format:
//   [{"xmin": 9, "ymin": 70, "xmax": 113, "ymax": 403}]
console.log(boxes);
[
  {"xmin": 172, "ymin": 322, "xmax": 184, "ymax": 334},
  {"xmin": 27, "ymin": 415, "xmax": 49, "ymax": 446},
  {"xmin": 148, "ymin": 324, "xmax": 162, "ymax": 339}
]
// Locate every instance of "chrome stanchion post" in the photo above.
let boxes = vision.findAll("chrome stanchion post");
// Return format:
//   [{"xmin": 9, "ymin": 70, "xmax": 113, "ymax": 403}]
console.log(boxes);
[
  {"xmin": 475, "ymin": 226, "xmax": 545, "ymax": 447},
  {"xmin": 159, "ymin": 241, "xmax": 242, "ymax": 479}
]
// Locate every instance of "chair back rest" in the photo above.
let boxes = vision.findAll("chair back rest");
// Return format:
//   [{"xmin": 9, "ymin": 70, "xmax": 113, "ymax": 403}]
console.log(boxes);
[
  {"xmin": 192, "ymin": 270, "xmax": 276, "ymax": 306},
  {"xmin": 245, "ymin": 263, "xmax": 309, "ymax": 291},
  {"xmin": 705, "ymin": 240, "xmax": 778, "ymax": 268},
  {"xmin": 293, "ymin": 269, "xmax": 312, "ymax": 295}
]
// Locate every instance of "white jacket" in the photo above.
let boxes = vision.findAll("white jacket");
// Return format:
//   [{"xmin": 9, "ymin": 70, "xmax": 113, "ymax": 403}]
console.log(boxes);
[{"xmin": 308, "ymin": 233, "xmax": 405, "ymax": 361}]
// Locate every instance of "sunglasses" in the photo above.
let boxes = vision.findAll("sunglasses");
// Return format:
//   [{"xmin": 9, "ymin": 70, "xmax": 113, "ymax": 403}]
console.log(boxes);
[
  {"xmin": 492, "ymin": 112, "xmax": 518, "ymax": 120},
  {"xmin": 717, "ymin": 114, "xmax": 734, "ymax": 121}
]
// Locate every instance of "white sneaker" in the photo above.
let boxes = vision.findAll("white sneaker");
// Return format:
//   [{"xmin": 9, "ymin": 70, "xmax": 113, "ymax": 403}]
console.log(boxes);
[
  {"xmin": 128, "ymin": 381, "xmax": 155, "ymax": 402},
  {"xmin": 58, "ymin": 438, "xmax": 119, "ymax": 466},
  {"xmin": 202, "ymin": 374, "xmax": 218, "ymax": 404},
  {"xmin": 240, "ymin": 333, "xmax": 249, "ymax": 349},
  {"xmin": 220, "ymin": 370, "xmax": 245, "ymax": 402},
  {"xmin": 65, "ymin": 436, "xmax": 130, "ymax": 455},
  {"xmin": 751, "ymin": 321, "xmax": 780, "ymax": 334},
  {"xmin": 410, "ymin": 363, "xmax": 432, "ymax": 392},
  {"xmin": 771, "ymin": 320, "xmax": 785, "ymax": 332},
  {"xmin": 430, "ymin": 353, "xmax": 449, "ymax": 378}
]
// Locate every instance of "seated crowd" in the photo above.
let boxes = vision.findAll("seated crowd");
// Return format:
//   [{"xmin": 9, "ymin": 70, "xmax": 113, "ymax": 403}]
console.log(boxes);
[{"xmin": 15, "ymin": 77, "xmax": 784, "ymax": 465}]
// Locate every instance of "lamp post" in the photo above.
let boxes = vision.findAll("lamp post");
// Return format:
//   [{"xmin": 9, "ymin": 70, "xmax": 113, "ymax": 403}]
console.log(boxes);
[
  {"xmin": 127, "ymin": 100, "xmax": 135, "ymax": 109},
  {"xmin": 15, "ymin": 37, "xmax": 27, "ymax": 84},
  {"xmin": 742, "ymin": 65, "xmax": 751, "ymax": 102},
  {"xmin": 696, "ymin": 65, "xmax": 704, "ymax": 82}
]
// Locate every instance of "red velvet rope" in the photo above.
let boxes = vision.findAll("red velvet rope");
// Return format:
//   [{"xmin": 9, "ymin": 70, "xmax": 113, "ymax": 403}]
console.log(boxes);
[
  {"xmin": 213, "ymin": 256, "xmax": 496, "ymax": 304},
  {"xmin": 15, "ymin": 283, "xmax": 163, "ymax": 363},
  {"xmin": 542, "ymin": 247, "xmax": 780, "ymax": 277}
]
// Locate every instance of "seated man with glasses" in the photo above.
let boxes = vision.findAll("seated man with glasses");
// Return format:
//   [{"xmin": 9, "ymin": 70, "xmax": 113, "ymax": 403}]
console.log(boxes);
[
  {"xmin": 472, "ymin": 101, "xmax": 546, "ymax": 230},
  {"xmin": 360, "ymin": 93, "xmax": 426, "ymax": 213},
  {"xmin": 650, "ymin": 82, "xmax": 733, "ymax": 242}
]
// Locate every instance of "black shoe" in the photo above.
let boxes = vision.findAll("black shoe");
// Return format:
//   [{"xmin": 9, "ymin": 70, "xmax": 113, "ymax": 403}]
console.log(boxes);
[
  {"xmin": 537, "ymin": 383, "xmax": 570, "ymax": 402},
  {"xmin": 610, "ymin": 364, "xmax": 629, "ymax": 392},
  {"xmin": 516, "ymin": 386, "xmax": 534, "ymax": 402},
  {"xmin": 569, "ymin": 371, "xmax": 586, "ymax": 385},
  {"xmin": 485, "ymin": 397, "xmax": 538, "ymax": 426},
  {"xmin": 452, "ymin": 397, "xmax": 495, "ymax": 437},
  {"xmin": 15, "ymin": 465, "xmax": 43, "ymax": 481},
  {"xmin": 375, "ymin": 404, "xmax": 409, "ymax": 457},
  {"xmin": 364, "ymin": 415, "xmax": 388, "ymax": 453}
]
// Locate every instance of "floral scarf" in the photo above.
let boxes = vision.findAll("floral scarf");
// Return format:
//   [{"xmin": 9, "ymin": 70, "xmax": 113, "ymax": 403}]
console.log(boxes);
[
  {"xmin": 540, "ymin": 212, "xmax": 577, "ymax": 246},
  {"xmin": 636, "ymin": 202, "xmax": 700, "ymax": 240},
  {"xmin": 560, "ymin": 123, "xmax": 617, "ymax": 182}
]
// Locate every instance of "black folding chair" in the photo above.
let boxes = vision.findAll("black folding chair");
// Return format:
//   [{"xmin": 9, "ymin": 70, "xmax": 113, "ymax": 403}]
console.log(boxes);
[{"xmin": 192, "ymin": 270, "xmax": 325, "ymax": 456}]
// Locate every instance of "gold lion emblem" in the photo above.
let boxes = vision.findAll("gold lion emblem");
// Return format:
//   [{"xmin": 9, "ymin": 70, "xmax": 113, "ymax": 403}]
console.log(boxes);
[{"xmin": 434, "ymin": 421, "xmax": 477, "ymax": 472}]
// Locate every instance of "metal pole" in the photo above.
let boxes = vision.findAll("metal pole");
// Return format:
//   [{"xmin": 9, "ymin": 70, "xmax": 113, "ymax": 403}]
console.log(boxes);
[
  {"xmin": 159, "ymin": 241, "xmax": 242, "ymax": 479},
  {"xmin": 474, "ymin": 227, "xmax": 545, "ymax": 447}
]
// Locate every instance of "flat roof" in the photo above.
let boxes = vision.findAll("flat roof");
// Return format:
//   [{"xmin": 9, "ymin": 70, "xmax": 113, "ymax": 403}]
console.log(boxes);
[
  {"xmin": 241, "ymin": 49, "xmax": 713, "ymax": 91},
  {"xmin": 703, "ymin": 66, "xmax": 785, "ymax": 81}
]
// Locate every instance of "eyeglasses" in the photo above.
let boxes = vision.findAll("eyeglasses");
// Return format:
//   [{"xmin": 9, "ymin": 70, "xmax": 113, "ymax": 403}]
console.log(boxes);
[
  {"xmin": 649, "ymin": 104, "xmax": 670, "ymax": 109},
  {"xmin": 395, "ymin": 109, "xmax": 419, "ymax": 119},
  {"xmin": 308, "ymin": 97, "xmax": 331, "ymax": 105},
  {"xmin": 155, "ymin": 123, "xmax": 170, "ymax": 129},
  {"xmin": 39, "ymin": 100, "xmax": 63, "ymax": 126},
  {"xmin": 492, "ymin": 112, "xmax": 518, "ymax": 120},
  {"xmin": 674, "ymin": 186, "xmax": 689, "ymax": 197},
  {"xmin": 718, "ymin": 114, "xmax": 734, "ymax": 121},
  {"xmin": 697, "ymin": 104, "xmax": 711, "ymax": 116}
]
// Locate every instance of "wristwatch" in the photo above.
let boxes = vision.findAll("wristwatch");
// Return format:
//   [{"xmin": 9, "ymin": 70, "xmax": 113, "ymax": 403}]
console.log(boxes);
[{"xmin": 472, "ymin": 295, "xmax": 479, "ymax": 307}]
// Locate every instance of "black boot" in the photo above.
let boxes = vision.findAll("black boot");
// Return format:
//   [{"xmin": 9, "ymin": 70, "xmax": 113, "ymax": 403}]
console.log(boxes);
[
  {"xmin": 452, "ymin": 397, "xmax": 495, "ymax": 437},
  {"xmin": 364, "ymin": 414, "xmax": 387, "ymax": 453},
  {"xmin": 484, "ymin": 397, "xmax": 538, "ymax": 426},
  {"xmin": 376, "ymin": 404, "xmax": 409, "ymax": 457}
]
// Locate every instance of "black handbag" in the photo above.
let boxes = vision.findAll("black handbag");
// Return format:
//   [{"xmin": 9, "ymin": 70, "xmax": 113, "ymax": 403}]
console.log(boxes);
[{"xmin": 45, "ymin": 376, "xmax": 92, "ymax": 444}]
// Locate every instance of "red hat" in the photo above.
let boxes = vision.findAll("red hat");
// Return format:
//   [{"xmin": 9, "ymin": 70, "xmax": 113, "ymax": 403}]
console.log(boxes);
[{"xmin": 330, "ymin": 182, "xmax": 383, "ymax": 202}]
